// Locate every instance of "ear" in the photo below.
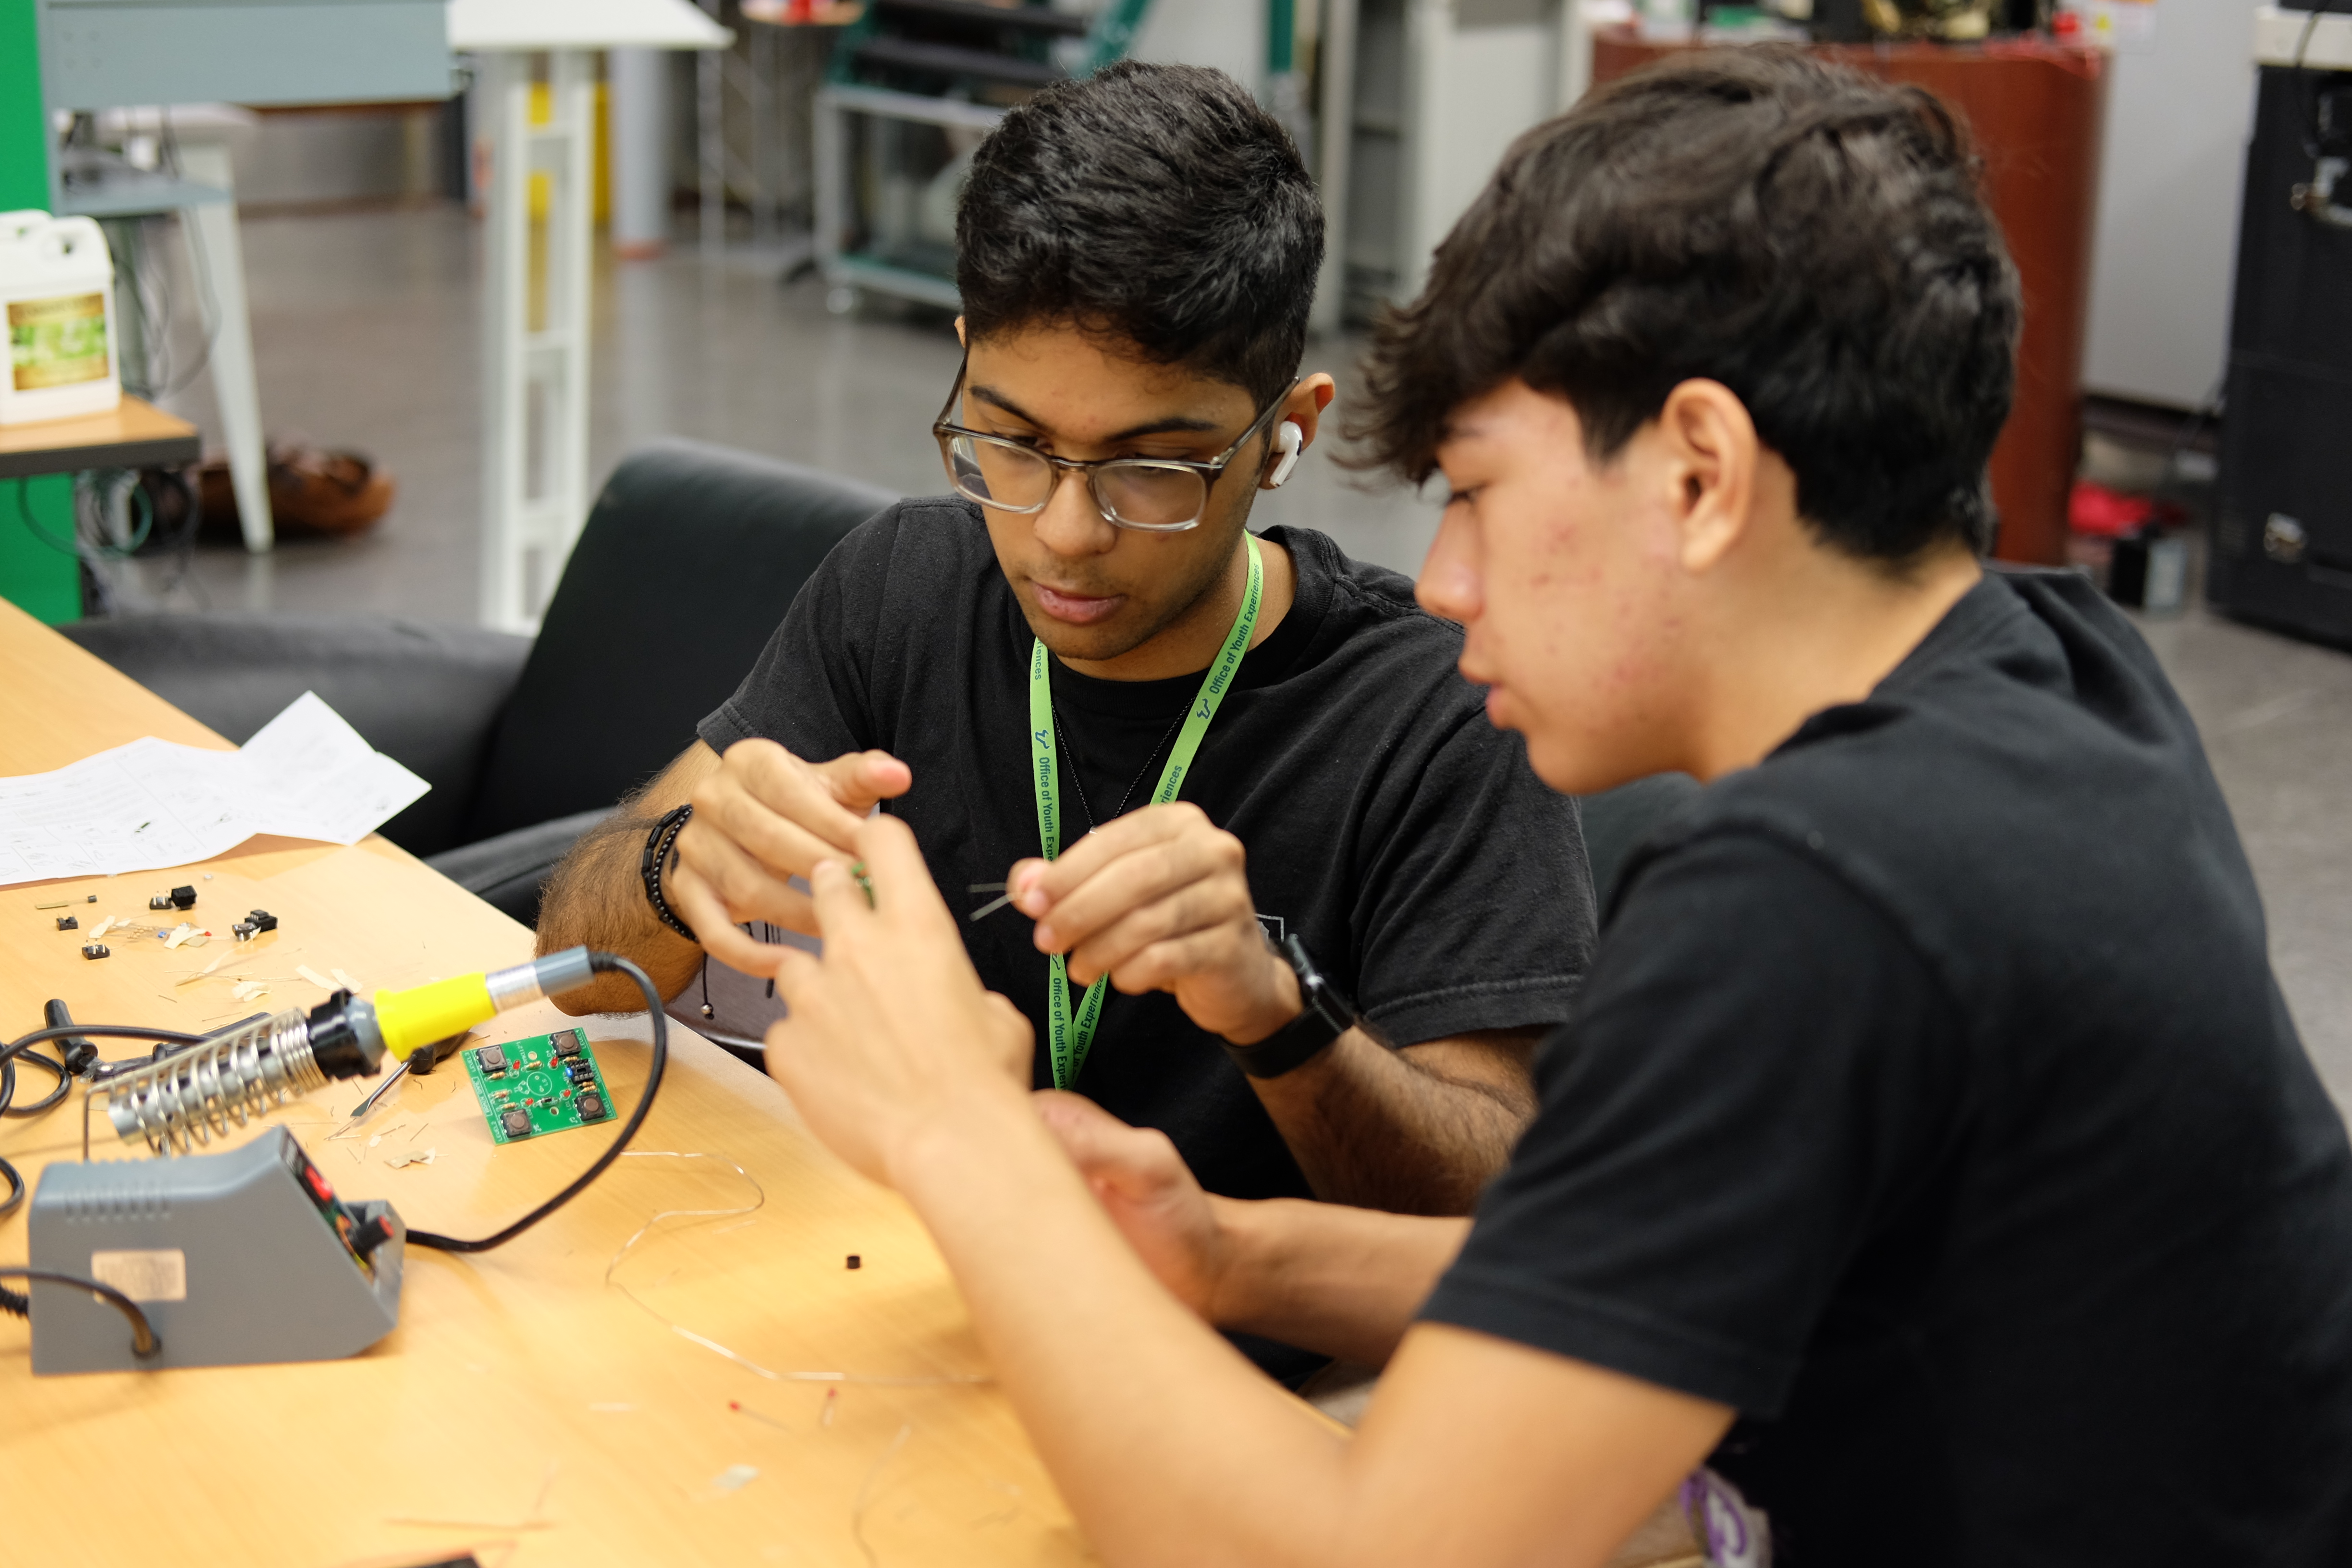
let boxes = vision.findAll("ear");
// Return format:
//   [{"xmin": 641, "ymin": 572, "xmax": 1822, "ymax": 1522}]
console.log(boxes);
[
  {"xmin": 954, "ymin": 315, "xmax": 968, "ymax": 347},
  {"xmin": 1657, "ymin": 380, "xmax": 1761, "ymax": 576},
  {"xmin": 1261, "ymin": 374, "xmax": 1338, "ymax": 489}
]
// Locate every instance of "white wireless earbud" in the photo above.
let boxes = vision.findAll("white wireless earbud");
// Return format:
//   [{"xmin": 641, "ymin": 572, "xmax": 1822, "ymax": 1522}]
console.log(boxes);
[{"xmin": 1266, "ymin": 420, "xmax": 1304, "ymax": 489}]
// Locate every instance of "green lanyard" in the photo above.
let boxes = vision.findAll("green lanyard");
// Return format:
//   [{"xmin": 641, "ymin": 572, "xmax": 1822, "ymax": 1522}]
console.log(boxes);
[{"xmin": 1028, "ymin": 534, "xmax": 1264, "ymax": 1090}]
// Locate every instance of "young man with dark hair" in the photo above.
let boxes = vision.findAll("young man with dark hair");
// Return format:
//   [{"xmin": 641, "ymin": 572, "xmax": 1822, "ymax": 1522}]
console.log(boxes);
[
  {"xmin": 748, "ymin": 49, "xmax": 2352, "ymax": 1567},
  {"xmin": 535, "ymin": 61, "xmax": 1596, "ymax": 1379}
]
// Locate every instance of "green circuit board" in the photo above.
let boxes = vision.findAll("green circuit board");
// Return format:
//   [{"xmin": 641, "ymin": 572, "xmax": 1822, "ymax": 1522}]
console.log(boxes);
[{"xmin": 464, "ymin": 1028, "xmax": 615, "ymax": 1144}]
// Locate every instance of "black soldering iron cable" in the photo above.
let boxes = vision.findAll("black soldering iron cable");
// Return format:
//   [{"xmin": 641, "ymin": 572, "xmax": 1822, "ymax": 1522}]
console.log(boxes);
[
  {"xmin": 0, "ymin": 1024, "xmax": 208, "ymax": 1072},
  {"xmin": 2, "ymin": 1047, "xmax": 73, "ymax": 1118},
  {"xmin": 406, "ymin": 952, "xmax": 669, "ymax": 1255},
  {"xmin": 0, "ymin": 1267, "xmax": 161, "ymax": 1358}
]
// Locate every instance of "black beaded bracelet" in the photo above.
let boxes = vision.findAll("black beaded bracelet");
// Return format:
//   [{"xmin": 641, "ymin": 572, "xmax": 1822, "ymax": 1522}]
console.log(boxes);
[{"xmin": 640, "ymin": 804, "xmax": 698, "ymax": 942}]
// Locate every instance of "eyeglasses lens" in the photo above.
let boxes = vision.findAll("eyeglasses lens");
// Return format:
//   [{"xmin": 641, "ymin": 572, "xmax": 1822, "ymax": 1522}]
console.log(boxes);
[
  {"xmin": 947, "ymin": 435, "xmax": 1207, "ymax": 528},
  {"xmin": 949, "ymin": 436, "xmax": 1052, "ymax": 509},
  {"xmin": 1094, "ymin": 464, "xmax": 1205, "ymax": 528}
]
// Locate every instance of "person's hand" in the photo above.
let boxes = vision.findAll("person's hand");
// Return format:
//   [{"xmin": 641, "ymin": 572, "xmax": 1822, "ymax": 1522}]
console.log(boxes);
[
  {"xmin": 765, "ymin": 814, "xmax": 1034, "ymax": 1188},
  {"xmin": 1006, "ymin": 803, "xmax": 1302, "ymax": 1044},
  {"xmin": 1032, "ymin": 1090, "xmax": 1234, "ymax": 1323},
  {"xmin": 666, "ymin": 738, "xmax": 910, "ymax": 976}
]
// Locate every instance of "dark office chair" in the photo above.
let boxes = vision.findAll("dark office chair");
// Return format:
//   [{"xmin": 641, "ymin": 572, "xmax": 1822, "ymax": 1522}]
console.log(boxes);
[{"xmin": 64, "ymin": 439, "xmax": 898, "ymax": 925}]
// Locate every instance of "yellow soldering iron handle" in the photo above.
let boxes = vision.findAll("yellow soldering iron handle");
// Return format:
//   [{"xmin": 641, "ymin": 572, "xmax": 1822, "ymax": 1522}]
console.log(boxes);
[
  {"xmin": 366, "ymin": 947, "xmax": 597, "ymax": 1061},
  {"xmin": 374, "ymin": 974, "xmax": 494, "ymax": 1060}
]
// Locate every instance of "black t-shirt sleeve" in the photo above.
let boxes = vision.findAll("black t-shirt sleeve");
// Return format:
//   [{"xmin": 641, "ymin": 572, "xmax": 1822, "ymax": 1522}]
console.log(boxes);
[
  {"xmin": 698, "ymin": 505, "xmax": 897, "ymax": 762},
  {"xmin": 1419, "ymin": 829, "xmax": 1963, "ymax": 1415},
  {"xmin": 1350, "ymin": 702, "xmax": 1594, "ymax": 1045}
]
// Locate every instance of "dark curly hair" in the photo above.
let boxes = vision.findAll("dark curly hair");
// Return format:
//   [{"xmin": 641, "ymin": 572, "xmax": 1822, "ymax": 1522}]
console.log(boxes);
[
  {"xmin": 956, "ymin": 61, "xmax": 1324, "ymax": 407},
  {"xmin": 1350, "ymin": 48, "xmax": 2020, "ymax": 562}
]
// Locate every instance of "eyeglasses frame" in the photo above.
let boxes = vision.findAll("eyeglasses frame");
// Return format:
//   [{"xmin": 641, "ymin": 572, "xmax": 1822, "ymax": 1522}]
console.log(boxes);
[{"xmin": 931, "ymin": 358, "xmax": 1303, "ymax": 533}]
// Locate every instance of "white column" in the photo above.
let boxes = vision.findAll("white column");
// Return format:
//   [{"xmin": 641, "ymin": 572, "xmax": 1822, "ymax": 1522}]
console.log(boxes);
[
  {"xmin": 477, "ymin": 49, "xmax": 598, "ymax": 633},
  {"xmin": 477, "ymin": 49, "xmax": 532, "ymax": 629},
  {"xmin": 540, "ymin": 47, "xmax": 596, "ymax": 609},
  {"xmin": 172, "ymin": 140, "xmax": 274, "ymax": 551},
  {"xmin": 611, "ymin": 46, "xmax": 672, "ymax": 257}
]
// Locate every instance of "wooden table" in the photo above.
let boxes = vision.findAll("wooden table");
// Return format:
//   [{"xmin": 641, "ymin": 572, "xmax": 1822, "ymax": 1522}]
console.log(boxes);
[
  {"xmin": 0, "ymin": 395, "xmax": 202, "ymax": 481},
  {"xmin": 1591, "ymin": 33, "xmax": 2108, "ymax": 568},
  {"xmin": 0, "ymin": 598, "xmax": 1083, "ymax": 1567}
]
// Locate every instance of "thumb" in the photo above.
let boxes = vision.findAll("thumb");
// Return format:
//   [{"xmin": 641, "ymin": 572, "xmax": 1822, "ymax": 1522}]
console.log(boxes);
[
  {"xmin": 1033, "ymin": 1090, "xmax": 1179, "ymax": 1195},
  {"xmin": 815, "ymin": 749, "xmax": 913, "ymax": 813}
]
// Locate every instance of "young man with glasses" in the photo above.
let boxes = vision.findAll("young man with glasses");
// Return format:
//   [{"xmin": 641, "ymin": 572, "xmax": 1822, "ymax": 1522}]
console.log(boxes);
[{"xmin": 535, "ymin": 62, "xmax": 1595, "ymax": 1379}]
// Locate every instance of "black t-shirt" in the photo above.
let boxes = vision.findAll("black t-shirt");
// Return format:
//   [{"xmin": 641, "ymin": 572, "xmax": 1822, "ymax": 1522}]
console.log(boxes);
[
  {"xmin": 703, "ymin": 497, "xmax": 1595, "ymax": 1207},
  {"xmin": 1421, "ymin": 570, "xmax": 2352, "ymax": 1565}
]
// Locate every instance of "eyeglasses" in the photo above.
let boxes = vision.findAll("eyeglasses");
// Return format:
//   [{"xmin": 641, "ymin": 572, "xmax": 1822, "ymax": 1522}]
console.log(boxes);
[{"xmin": 932, "ymin": 359, "xmax": 1300, "ymax": 533}]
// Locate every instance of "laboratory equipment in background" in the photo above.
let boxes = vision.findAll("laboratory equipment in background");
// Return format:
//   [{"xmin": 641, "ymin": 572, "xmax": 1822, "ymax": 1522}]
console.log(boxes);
[
  {"xmin": 33, "ymin": 0, "xmax": 455, "ymax": 552},
  {"xmin": 2209, "ymin": 6, "xmax": 2352, "ymax": 647}
]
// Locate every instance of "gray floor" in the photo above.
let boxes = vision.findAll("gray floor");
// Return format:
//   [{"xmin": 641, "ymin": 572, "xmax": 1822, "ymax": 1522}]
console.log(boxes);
[{"xmin": 119, "ymin": 202, "xmax": 2352, "ymax": 1112}]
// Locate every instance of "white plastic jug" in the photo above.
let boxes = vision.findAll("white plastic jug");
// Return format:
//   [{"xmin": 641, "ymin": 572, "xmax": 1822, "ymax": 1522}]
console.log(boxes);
[{"xmin": 0, "ymin": 212, "xmax": 121, "ymax": 425}]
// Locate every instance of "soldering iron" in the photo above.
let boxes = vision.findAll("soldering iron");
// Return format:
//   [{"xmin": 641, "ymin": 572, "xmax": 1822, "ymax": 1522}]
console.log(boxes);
[{"xmin": 0, "ymin": 947, "xmax": 668, "ymax": 1374}]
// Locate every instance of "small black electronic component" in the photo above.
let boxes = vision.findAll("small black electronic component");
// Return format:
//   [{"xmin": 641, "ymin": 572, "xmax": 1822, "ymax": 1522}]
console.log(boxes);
[
  {"xmin": 500, "ymin": 1108, "xmax": 533, "ymax": 1139},
  {"xmin": 232, "ymin": 909, "xmax": 277, "ymax": 941},
  {"xmin": 550, "ymin": 1029, "xmax": 583, "ymax": 1058},
  {"xmin": 478, "ymin": 1045, "xmax": 508, "ymax": 1075},
  {"xmin": 80, "ymin": 943, "xmax": 109, "ymax": 960},
  {"xmin": 147, "ymin": 886, "xmax": 197, "ymax": 911},
  {"xmin": 55, "ymin": 915, "xmax": 77, "ymax": 931},
  {"xmin": 575, "ymin": 1091, "xmax": 606, "ymax": 1121},
  {"xmin": 846, "ymin": 1254, "xmax": 861, "ymax": 1270}
]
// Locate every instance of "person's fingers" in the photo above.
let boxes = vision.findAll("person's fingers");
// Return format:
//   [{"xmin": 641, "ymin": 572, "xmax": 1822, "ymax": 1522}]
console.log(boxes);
[
  {"xmin": 1060, "ymin": 876, "xmax": 1236, "ymax": 988},
  {"xmin": 851, "ymin": 813, "xmax": 961, "ymax": 937},
  {"xmin": 679, "ymin": 814, "xmax": 821, "ymax": 916},
  {"xmin": 723, "ymin": 741, "xmax": 869, "ymax": 855},
  {"xmin": 1103, "ymin": 928, "xmax": 1249, "ymax": 999},
  {"xmin": 694, "ymin": 781, "xmax": 857, "ymax": 887},
  {"xmin": 813, "ymin": 749, "xmax": 914, "ymax": 814},
  {"xmin": 1011, "ymin": 803, "xmax": 1205, "ymax": 915},
  {"xmin": 767, "ymin": 943, "xmax": 825, "ymax": 1017},
  {"xmin": 676, "ymin": 827, "xmax": 818, "ymax": 933},
  {"xmin": 1032, "ymin": 1090, "xmax": 1184, "ymax": 1197},
  {"xmin": 666, "ymin": 860, "xmax": 805, "ymax": 976},
  {"xmin": 1033, "ymin": 827, "xmax": 1242, "ymax": 955},
  {"xmin": 803, "ymin": 855, "xmax": 875, "ymax": 947}
]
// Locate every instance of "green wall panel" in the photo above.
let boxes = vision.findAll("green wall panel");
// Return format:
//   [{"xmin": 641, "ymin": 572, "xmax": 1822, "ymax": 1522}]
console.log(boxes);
[{"xmin": 1, "ymin": 0, "xmax": 83, "ymax": 623}]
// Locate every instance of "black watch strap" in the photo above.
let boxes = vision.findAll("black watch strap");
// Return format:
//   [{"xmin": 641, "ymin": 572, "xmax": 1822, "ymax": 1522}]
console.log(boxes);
[
  {"xmin": 641, "ymin": 804, "xmax": 698, "ymax": 942},
  {"xmin": 1223, "ymin": 935, "xmax": 1358, "ymax": 1080}
]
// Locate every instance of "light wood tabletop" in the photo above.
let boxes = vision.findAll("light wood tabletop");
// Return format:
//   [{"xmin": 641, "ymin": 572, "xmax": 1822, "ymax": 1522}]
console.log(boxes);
[
  {"xmin": 0, "ymin": 599, "xmax": 1087, "ymax": 1567},
  {"xmin": 0, "ymin": 394, "xmax": 203, "ymax": 480}
]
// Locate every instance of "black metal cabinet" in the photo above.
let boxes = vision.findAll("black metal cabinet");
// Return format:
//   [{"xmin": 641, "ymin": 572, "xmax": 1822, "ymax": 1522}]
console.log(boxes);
[{"xmin": 2213, "ymin": 64, "xmax": 2352, "ymax": 646}]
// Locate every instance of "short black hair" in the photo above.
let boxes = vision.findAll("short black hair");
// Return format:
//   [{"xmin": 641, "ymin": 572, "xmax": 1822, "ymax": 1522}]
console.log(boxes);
[
  {"xmin": 1351, "ymin": 48, "xmax": 2020, "ymax": 562},
  {"xmin": 956, "ymin": 61, "xmax": 1323, "ymax": 409}
]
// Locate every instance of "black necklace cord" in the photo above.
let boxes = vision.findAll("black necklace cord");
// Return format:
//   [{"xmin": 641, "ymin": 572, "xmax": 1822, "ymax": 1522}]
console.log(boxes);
[
  {"xmin": 407, "ymin": 952, "xmax": 667, "ymax": 1254},
  {"xmin": 0, "ymin": 1267, "xmax": 160, "ymax": 1359},
  {"xmin": 1053, "ymin": 705, "xmax": 1189, "ymax": 835}
]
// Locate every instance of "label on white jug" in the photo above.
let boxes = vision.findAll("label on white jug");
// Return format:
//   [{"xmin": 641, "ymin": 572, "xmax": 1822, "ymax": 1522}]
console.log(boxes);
[{"xmin": 10, "ymin": 292, "xmax": 109, "ymax": 390}]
